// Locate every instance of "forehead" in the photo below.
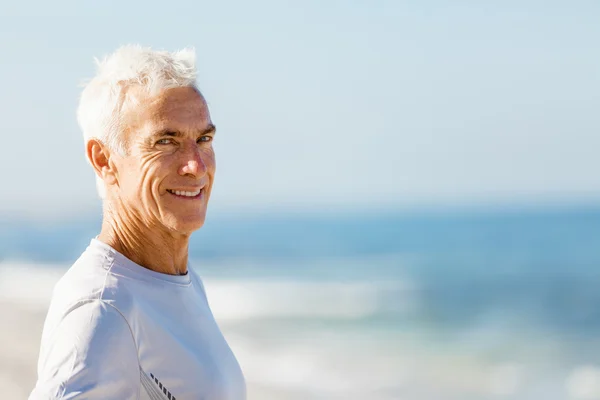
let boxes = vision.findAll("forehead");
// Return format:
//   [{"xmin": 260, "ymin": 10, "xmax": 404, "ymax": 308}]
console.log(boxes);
[{"xmin": 123, "ymin": 86, "xmax": 211, "ymax": 134}]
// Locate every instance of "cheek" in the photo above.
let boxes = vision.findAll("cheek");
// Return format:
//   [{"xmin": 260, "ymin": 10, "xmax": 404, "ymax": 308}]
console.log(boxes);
[
  {"xmin": 204, "ymin": 149, "xmax": 216, "ymax": 174},
  {"xmin": 118, "ymin": 160, "xmax": 142, "ymax": 195}
]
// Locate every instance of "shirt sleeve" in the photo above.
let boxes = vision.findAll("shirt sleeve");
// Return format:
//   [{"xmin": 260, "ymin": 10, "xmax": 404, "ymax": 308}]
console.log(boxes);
[{"xmin": 29, "ymin": 300, "xmax": 140, "ymax": 400}]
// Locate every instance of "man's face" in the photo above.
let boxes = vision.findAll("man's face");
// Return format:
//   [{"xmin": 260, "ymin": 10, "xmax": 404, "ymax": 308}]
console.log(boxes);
[{"xmin": 111, "ymin": 86, "xmax": 216, "ymax": 235}]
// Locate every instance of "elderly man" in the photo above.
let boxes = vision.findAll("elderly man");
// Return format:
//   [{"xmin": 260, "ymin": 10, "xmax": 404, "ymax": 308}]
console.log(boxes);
[{"xmin": 29, "ymin": 46, "xmax": 246, "ymax": 399}]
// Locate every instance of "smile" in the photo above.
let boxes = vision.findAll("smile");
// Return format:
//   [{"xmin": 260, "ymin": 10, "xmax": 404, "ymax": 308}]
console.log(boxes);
[{"xmin": 166, "ymin": 188, "xmax": 203, "ymax": 198}]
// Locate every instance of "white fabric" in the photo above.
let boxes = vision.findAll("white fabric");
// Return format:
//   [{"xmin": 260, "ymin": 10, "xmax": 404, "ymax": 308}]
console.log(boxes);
[{"xmin": 29, "ymin": 239, "xmax": 246, "ymax": 400}]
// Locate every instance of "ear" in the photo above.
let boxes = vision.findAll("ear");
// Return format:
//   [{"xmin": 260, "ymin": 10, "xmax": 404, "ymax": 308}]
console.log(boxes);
[{"xmin": 86, "ymin": 139, "xmax": 118, "ymax": 186}]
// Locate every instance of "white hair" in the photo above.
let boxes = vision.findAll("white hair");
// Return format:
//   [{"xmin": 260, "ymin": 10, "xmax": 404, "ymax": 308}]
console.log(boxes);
[{"xmin": 77, "ymin": 44, "xmax": 198, "ymax": 198}]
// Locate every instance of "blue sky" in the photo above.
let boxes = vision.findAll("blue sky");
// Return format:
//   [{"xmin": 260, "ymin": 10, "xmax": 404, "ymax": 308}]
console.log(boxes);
[{"xmin": 1, "ymin": 1, "xmax": 599, "ymax": 218}]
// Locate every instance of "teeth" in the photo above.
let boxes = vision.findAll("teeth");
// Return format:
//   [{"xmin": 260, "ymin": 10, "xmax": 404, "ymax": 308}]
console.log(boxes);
[{"xmin": 168, "ymin": 189, "xmax": 201, "ymax": 197}]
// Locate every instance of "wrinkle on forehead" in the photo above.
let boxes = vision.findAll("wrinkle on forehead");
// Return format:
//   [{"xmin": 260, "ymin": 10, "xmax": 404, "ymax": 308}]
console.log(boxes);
[{"xmin": 121, "ymin": 86, "xmax": 211, "ymax": 145}]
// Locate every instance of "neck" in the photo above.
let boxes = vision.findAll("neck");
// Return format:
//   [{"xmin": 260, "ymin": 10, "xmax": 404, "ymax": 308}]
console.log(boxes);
[{"xmin": 98, "ymin": 204, "xmax": 190, "ymax": 276}]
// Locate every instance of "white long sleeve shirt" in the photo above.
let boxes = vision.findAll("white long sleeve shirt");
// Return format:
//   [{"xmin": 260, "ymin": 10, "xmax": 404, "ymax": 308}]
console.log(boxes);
[{"xmin": 29, "ymin": 239, "xmax": 246, "ymax": 400}]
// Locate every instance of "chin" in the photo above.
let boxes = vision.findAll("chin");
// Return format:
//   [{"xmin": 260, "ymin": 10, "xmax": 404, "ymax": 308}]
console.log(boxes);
[{"xmin": 164, "ymin": 213, "xmax": 207, "ymax": 234}]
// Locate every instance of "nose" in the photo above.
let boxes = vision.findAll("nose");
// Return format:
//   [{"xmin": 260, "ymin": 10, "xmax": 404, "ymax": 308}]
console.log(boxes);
[{"xmin": 179, "ymin": 144, "xmax": 207, "ymax": 178}]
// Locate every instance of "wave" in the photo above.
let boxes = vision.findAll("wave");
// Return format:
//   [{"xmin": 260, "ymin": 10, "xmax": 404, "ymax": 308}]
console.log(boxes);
[
  {"xmin": 203, "ymin": 278, "xmax": 414, "ymax": 322},
  {"xmin": 0, "ymin": 262, "xmax": 413, "ymax": 321},
  {"xmin": 225, "ymin": 327, "xmax": 595, "ymax": 400}
]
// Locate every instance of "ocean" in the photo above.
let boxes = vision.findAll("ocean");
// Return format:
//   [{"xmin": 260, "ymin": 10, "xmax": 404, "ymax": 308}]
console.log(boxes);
[{"xmin": 1, "ymin": 206, "xmax": 600, "ymax": 399}]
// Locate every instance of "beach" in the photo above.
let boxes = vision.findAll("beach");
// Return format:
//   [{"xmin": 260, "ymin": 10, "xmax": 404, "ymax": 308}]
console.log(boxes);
[{"xmin": 0, "ymin": 301, "xmax": 45, "ymax": 398}]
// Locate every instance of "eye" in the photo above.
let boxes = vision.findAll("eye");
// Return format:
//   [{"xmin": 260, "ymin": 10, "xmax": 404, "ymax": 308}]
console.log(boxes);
[
  {"xmin": 156, "ymin": 138, "xmax": 175, "ymax": 145},
  {"xmin": 197, "ymin": 136, "xmax": 213, "ymax": 143}
]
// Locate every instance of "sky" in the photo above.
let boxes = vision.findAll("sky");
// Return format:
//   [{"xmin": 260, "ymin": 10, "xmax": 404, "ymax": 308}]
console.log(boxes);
[{"xmin": 0, "ymin": 1, "xmax": 599, "ymax": 219}]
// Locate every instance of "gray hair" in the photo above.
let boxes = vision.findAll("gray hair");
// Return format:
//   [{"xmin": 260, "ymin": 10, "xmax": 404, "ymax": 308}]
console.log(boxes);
[{"xmin": 77, "ymin": 44, "xmax": 198, "ymax": 198}]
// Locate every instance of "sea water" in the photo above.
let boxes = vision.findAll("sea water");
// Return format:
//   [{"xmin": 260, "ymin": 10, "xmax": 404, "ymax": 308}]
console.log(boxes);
[{"xmin": 1, "ymin": 207, "xmax": 600, "ymax": 399}]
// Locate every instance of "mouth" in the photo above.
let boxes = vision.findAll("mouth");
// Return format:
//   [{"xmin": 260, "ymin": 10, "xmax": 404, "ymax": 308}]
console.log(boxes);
[{"xmin": 166, "ymin": 188, "xmax": 203, "ymax": 199}]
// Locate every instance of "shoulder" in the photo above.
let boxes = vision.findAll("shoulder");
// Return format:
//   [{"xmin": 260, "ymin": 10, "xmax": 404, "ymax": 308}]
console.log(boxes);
[
  {"xmin": 39, "ymin": 299, "xmax": 137, "ymax": 360},
  {"xmin": 42, "ymin": 246, "xmax": 137, "ymax": 344},
  {"xmin": 49, "ymin": 299, "xmax": 136, "ymax": 350},
  {"xmin": 58, "ymin": 241, "xmax": 138, "ymax": 303},
  {"xmin": 31, "ymin": 300, "xmax": 140, "ymax": 399}
]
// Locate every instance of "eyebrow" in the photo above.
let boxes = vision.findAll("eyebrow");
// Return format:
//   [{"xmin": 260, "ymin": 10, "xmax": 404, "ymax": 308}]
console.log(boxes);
[{"xmin": 152, "ymin": 124, "xmax": 217, "ymax": 139}]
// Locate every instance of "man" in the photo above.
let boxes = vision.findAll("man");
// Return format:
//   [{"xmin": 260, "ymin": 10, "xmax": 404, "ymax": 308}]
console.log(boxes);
[{"xmin": 29, "ymin": 45, "xmax": 246, "ymax": 400}]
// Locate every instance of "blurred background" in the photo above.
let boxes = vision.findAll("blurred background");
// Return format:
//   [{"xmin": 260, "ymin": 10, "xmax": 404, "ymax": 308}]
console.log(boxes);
[{"xmin": 1, "ymin": 1, "xmax": 600, "ymax": 399}]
